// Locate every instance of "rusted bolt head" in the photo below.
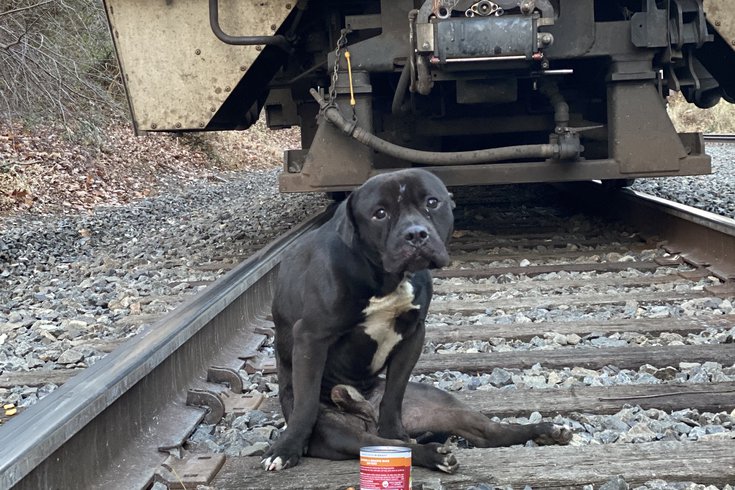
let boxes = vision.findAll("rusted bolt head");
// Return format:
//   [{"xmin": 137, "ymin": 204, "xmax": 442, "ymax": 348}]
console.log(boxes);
[
  {"xmin": 240, "ymin": 65, "xmax": 247, "ymax": 71},
  {"xmin": 151, "ymin": 123, "xmax": 158, "ymax": 129},
  {"xmin": 715, "ymin": 21, "xmax": 721, "ymax": 27},
  {"xmin": 255, "ymin": 46, "xmax": 262, "ymax": 51},
  {"xmin": 210, "ymin": 106, "xmax": 216, "ymax": 112},
  {"xmin": 271, "ymin": 24, "xmax": 277, "ymax": 31},
  {"xmin": 175, "ymin": 122, "xmax": 182, "ymax": 129},
  {"xmin": 225, "ymin": 86, "xmax": 231, "ymax": 92},
  {"xmin": 199, "ymin": 122, "xmax": 205, "ymax": 128},
  {"xmin": 195, "ymin": 49, "xmax": 201, "ymax": 55},
  {"xmin": 286, "ymin": 3, "xmax": 292, "ymax": 8}
]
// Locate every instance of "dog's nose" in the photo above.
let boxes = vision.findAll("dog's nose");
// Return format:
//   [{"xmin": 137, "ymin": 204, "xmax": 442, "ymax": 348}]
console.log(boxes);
[{"xmin": 404, "ymin": 225, "xmax": 429, "ymax": 246}]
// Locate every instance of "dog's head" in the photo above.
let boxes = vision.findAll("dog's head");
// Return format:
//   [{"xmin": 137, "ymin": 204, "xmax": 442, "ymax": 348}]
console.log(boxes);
[{"xmin": 340, "ymin": 169, "xmax": 454, "ymax": 274}]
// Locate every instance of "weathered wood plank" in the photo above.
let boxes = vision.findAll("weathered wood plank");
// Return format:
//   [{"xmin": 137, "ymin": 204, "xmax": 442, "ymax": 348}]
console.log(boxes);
[
  {"xmin": 251, "ymin": 381, "xmax": 735, "ymax": 419},
  {"xmin": 453, "ymin": 381, "xmax": 735, "ymax": 417},
  {"xmin": 432, "ymin": 271, "xmax": 706, "ymax": 295},
  {"xmin": 430, "ymin": 290, "xmax": 708, "ymax": 315},
  {"xmin": 434, "ymin": 260, "xmax": 664, "ymax": 278},
  {"xmin": 451, "ymin": 244, "xmax": 648, "ymax": 263},
  {"xmin": 450, "ymin": 236, "xmax": 643, "ymax": 251},
  {"xmin": 415, "ymin": 344, "xmax": 735, "ymax": 374},
  {"xmin": 425, "ymin": 315, "xmax": 735, "ymax": 343},
  {"xmin": 212, "ymin": 440, "xmax": 735, "ymax": 489}
]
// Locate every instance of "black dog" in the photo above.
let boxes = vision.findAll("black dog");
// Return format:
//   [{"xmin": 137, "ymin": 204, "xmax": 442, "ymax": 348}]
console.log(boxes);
[{"xmin": 262, "ymin": 168, "xmax": 570, "ymax": 472}]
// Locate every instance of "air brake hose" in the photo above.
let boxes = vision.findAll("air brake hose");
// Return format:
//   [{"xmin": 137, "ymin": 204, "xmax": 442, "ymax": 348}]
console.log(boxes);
[{"xmin": 309, "ymin": 89, "xmax": 579, "ymax": 165}]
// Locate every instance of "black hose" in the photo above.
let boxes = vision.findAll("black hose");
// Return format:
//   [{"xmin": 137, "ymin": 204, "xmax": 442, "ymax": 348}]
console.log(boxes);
[
  {"xmin": 391, "ymin": 63, "xmax": 411, "ymax": 115},
  {"xmin": 310, "ymin": 89, "xmax": 577, "ymax": 164}
]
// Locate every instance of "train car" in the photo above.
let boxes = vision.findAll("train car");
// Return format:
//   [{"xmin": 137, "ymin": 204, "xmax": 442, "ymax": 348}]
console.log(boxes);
[{"xmin": 102, "ymin": 0, "xmax": 735, "ymax": 192}]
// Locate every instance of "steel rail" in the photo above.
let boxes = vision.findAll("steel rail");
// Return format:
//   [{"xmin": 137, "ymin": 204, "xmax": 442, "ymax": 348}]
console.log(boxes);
[
  {"xmin": 704, "ymin": 133, "xmax": 735, "ymax": 143},
  {"xmin": 0, "ymin": 208, "xmax": 332, "ymax": 489},
  {"xmin": 574, "ymin": 182, "xmax": 735, "ymax": 280},
  {"xmin": 616, "ymin": 187, "xmax": 735, "ymax": 279}
]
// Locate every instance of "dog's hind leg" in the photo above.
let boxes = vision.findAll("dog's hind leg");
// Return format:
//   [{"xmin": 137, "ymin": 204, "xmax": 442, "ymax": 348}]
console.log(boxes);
[
  {"xmin": 401, "ymin": 381, "xmax": 572, "ymax": 448},
  {"xmin": 303, "ymin": 385, "xmax": 459, "ymax": 473},
  {"xmin": 307, "ymin": 412, "xmax": 459, "ymax": 474}
]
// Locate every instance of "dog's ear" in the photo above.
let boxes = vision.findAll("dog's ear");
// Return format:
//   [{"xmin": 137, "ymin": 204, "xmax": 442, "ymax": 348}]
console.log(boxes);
[{"xmin": 336, "ymin": 193, "xmax": 356, "ymax": 245}]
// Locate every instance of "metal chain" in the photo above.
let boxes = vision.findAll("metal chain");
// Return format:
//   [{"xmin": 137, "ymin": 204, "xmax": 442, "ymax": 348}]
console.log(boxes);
[{"xmin": 328, "ymin": 28, "xmax": 350, "ymax": 104}]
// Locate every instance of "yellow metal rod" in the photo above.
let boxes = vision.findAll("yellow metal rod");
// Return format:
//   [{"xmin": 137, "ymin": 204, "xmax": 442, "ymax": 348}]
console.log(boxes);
[{"xmin": 344, "ymin": 50, "xmax": 356, "ymax": 107}]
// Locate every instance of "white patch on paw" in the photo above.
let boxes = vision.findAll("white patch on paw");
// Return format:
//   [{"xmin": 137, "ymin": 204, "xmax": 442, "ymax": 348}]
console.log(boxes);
[
  {"xmin": 261, "ymin": 456, "xmax": 284, "ymax": 471},
  {"xmin": 269, "ymin": 456, "xmax": 284, "ymax": 471}
]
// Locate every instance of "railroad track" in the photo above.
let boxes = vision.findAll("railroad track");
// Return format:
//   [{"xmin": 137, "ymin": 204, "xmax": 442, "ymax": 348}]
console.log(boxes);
[
  {"xmin": 1, "ymin": 183, "xmax": 734, "ymax": 489},
  {"xmin": 704, "ymin": 134, "xmax": 735, "ymax": 144}
]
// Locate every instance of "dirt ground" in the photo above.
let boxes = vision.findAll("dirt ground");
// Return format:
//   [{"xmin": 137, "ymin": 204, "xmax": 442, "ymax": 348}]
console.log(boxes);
[{"xmin": 0, "ymin": 120, "xmax": 300, "ymax": 216}]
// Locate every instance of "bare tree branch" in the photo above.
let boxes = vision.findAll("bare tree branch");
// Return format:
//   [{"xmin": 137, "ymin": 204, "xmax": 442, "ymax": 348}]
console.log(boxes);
[{"xmin": 0, "ymin": 0, "xmax": 55, "ymax": 18}]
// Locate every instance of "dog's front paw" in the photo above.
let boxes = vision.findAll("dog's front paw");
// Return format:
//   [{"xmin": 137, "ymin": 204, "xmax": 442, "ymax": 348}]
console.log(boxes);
[
  {"xmin": 415, "ymin": 443, "xmax": 459, "ymax": 474},
  {"xmin": 260, "ymin": 440, "xmax": 304, "ymax": 471},
  {"xmin": 533, "ymin": 423, "xmax": 573, "ymax": 446}
]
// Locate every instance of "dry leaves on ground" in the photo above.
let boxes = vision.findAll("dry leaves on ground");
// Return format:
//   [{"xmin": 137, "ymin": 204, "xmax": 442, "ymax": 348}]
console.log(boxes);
[{"xmin": 0, "ymin": 120, "xmax": 300, "ymax": 216}]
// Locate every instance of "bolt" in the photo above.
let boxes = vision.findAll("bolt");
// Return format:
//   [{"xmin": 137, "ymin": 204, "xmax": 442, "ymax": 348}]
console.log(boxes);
[
  {"xmin": 195, "ymin": 49, "xmax": 201, "ymax": 55},
  {"xmin": 199, "ymin": 122, "xmax": 205, "ymax": 128},
  {"xmin": 286, "ymin": 3, "xmax": 292, "ymax": 8},
  {"xmin": 225, "ymin": 86, "xmax": 231, "ymax": 92},
  {"xmin": 256, "ymin": 46, "xmax": 262, "ymax": 51},
  {"xmin": 240, "ymin": 65, "xmax": 247, "ymax": 71},
  {"xmin": 175, "ymin": 122, "xmax": 181, "ymax": 129},
  {"xmin": 715, "ymin": 21, "xmax": 721, "ymax": 27},
  {"xmin": 210, "ymin": 107, "xmax": 216, "ymax": 112},
  {"xmin": 271, "ymin": 24, "xmax": 277, "ymax": 31},
  {"xmin": 151, "ymin": 123, "xmax": 158, "ymax": 129}
]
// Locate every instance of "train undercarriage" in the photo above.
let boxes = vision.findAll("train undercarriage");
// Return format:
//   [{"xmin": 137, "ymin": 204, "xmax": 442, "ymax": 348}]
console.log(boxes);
[{"xmin": 103, "ymin": 0, "xmax": 735, "ymax": 191}]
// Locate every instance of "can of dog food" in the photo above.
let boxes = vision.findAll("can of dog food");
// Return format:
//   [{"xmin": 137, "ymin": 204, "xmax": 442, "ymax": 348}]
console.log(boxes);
[{"xmin": 359, "ymin": 446, "xmax": 411, "ymax": 490}]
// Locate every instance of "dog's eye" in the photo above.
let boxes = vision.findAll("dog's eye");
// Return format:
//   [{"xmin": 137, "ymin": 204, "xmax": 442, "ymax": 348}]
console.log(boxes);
[
  {"xmin": 426, "ymin": 197, "xmax": 439, "ymax": 209},
  {"xmin": 373, "ymin": 208, "xmax": 387, "ymax": 220}
]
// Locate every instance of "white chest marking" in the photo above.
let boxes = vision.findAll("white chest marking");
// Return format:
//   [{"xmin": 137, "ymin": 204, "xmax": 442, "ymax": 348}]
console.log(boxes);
[{"xmin": 362, "ymin": 278, "xmax": 419, "ymax": 373}]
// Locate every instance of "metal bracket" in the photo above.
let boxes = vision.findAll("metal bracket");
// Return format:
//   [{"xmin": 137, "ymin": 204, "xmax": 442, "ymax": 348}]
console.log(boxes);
[
  {"xmin": 207, "ymin": 366, "xmax": 244, "ymax": 394},
  {"xmin": 244, "ymin": 354, "xmax": 278, "ymax": 374},
  {"xmin": 208, "ymin": 0, "xmax": 292, "ymax": 52},
  {"xmin": 186, "ymin": 389, "xmax": 225, "ymax": 424},
  {"xmin": 153, "ymin": 453, "xmax": 225, "ymax": 488},
  {"xmin": 221, "ymin": 390, "xmax": 266, "ymax": 416}
]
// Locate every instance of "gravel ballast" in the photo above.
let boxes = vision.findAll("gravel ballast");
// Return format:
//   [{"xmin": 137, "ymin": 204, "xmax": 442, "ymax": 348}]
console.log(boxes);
[
  {"xmin": 0, "ymin": 169, "xmax": 327, "ymax": 409},
  {"xmin": 633, "ymin": 143, "xmax": 735, "ymax": 219}
]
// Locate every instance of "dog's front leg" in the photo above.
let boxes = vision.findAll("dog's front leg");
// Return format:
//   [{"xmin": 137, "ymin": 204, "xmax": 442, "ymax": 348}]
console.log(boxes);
[
  {"xmin": 262, "ymin": 319, "xmax": 329, "ymax": 471},
  {"xmin": 377, "ymin": 322, "xmax": 425, "ymax": 441}
]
